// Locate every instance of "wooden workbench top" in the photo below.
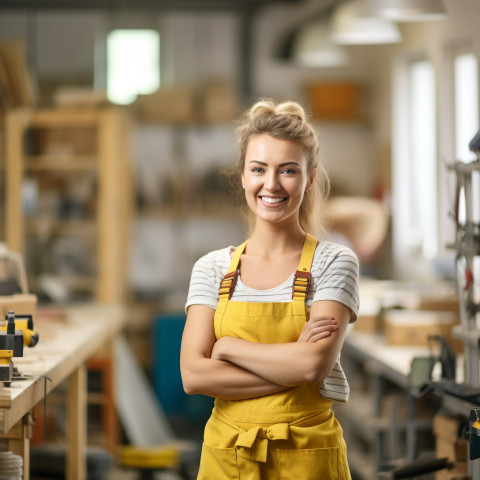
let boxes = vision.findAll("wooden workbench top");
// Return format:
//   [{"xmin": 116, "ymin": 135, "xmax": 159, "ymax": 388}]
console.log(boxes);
[{"xmin": 0, "ymin": 303, "xmax": 126, "ymax": 434}]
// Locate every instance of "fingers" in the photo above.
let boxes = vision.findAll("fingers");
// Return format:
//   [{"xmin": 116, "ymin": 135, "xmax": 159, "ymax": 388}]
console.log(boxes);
[
  {"xmin": 297, "ymin": 316, "xmax": 337, "ymax": 343},
  {"xmin": 308, "ymin": 316, "xmax": 336, "ymax": 326}
]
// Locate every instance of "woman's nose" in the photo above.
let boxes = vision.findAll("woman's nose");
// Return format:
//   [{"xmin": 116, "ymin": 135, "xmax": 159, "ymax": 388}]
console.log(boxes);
[{"xmin": 265, "ymin": 172, "xmax": 279, "ymax": 191}]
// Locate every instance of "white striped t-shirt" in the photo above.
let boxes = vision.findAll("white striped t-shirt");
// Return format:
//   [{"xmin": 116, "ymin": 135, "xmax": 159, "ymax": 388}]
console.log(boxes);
[{"xmin": 185, "ymin": 241, "xmax": 360, "ymax": 403}]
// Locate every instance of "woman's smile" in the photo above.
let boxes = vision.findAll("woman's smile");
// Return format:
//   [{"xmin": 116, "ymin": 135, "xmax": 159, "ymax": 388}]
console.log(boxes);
[{"xmin": 259, "ymin": 195, "xmax": 287, "ymax": 206}]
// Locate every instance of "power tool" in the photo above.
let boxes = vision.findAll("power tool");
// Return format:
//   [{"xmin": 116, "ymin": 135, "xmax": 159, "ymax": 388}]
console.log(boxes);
[
  {"xmin": 0, "ymin": 310, "xmax": 39, "ymax": 386},
  {"xmin": 0, "ymin": 243, "xmax": 39, "ymax": 386}
]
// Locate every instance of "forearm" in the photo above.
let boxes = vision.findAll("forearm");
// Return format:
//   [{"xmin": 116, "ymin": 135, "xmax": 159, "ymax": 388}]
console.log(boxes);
[
  {"xmin": 213, "ymin": 301, "xmax": 352, "ymax": 386},
  {"xmin": 213, "ymin": 337, "xmax": 333, "ymax": 387},
  {"xmin": 181, "ymin": 356, "xmax": 289, "ymax": 400}
]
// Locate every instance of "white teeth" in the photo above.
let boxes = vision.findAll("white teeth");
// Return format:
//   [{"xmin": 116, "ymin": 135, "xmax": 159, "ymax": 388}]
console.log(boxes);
[{"xmin": 261, "ymin": 197, "xmax": 285, "ymax": 204}]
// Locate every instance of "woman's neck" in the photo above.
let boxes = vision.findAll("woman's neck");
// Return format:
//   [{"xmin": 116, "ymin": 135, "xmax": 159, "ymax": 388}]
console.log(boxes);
[{"xmin": 247, "ymin": 220, "xmax": 306, "ymax": 257}]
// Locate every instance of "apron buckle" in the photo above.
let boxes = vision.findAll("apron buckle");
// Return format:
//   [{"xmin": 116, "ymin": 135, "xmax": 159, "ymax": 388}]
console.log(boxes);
[
  {"xmin": 219, "ymin": 270, "xmax": 239, "ymax": 299},
  {"xmin": 292, "ymin": 270, "xmax": 311, "ymax": 298}
]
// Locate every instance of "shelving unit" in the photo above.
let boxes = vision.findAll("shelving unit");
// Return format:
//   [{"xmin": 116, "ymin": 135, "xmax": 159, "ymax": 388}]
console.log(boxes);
[{"xmin": 4, "ymin": 106, "xmax": 133, "ymax": 303}]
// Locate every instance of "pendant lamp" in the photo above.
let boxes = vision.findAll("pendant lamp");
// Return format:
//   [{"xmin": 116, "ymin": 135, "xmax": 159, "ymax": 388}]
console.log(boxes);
[
  {"xmin": 331, "ymin": 0, "xmax": 402, "ymax": 45},
  {"xmin": 369, "ymin": 0, "xmax": 447, "ymax": 21},
  {"xmin": 292, "ymin": 21, "xmax": 349, "ymax": 67}
]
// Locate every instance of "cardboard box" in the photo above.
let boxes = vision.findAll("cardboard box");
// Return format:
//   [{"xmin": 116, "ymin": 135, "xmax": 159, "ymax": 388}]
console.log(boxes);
[
  {"xmin": 435, "ymin": 472, "xmax": 468, "ymax": 480},
  {"xmin": 433, "ymin": 414, "xmax": 468, "ymax": 480},
  {"xmin": 355, "ymin": 293, "xmax": 382, "ymax": 332},
  {"xmin": 355, "ymin": 314, "xmax": 379, "ymax": 332},
  {"xmin": 433, "ymin": 414, "xmax": 463, "ymax": 443},
  {"xmin": 199, "ymin": 79, "xmax": 239, "ymax": 124},
  {"xmin": 436, "ymin": 438, "xmax": 467, "ymax": 462},
  {"xmin": 306, "ymin": 82, "xmax": 361, "ymax": 120},
  {"xmin": 383, "ymin": 309, "xmax": 461, "ymax": 351},
  {"xmin": 0, "ymin": 293, "xmax": 37, "ymax": 319},
  {"xmin": 32, "ymin": 126, "xmax": 97, "ymax": 156},
  {"xmin": 135, "ymin": 86, "xmax": 196, "ymax": 124}
]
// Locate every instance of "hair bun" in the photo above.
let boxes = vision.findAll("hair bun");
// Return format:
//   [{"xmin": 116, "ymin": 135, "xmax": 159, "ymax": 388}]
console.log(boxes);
[
  {"xmin": 275, "ymin": 101, "xmax": 307, "ymax": 122},
  {"xmin": 248, "ymin": 99, "xmax": 307, "ymax": 122},
  {"xmin": 248, "ymin": 100, "xmax": 276, "ymax": 120}
]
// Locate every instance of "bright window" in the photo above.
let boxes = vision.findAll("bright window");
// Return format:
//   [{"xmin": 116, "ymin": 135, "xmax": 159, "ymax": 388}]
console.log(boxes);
[
  {"xmin": 407, "ymin": 59, "xmax": 438, "ymax": 259},
  {"xmin": 107, "ymin": 29, "xmax": 160, "ymax": 105},
  {"xmin": 454, "ymin": 52, "xmax": 479, "ymax": 162}
]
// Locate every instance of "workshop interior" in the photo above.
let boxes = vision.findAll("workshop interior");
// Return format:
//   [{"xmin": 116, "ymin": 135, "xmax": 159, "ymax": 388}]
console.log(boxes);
[{"xmin": 0, "ymin": 0, "xmax": 480, "ymax": 479}]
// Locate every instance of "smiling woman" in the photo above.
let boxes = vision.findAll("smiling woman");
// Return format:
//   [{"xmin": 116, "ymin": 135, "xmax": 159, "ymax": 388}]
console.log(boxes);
[
  {"xmin": 181, "ymin": 99, "xmax": 359, "ymax": 480},
  {"xmin": 241, "ymin": 134, "xmax": 313, "ymax": 229},
  {"xmin": 235, "ymin": 100, "xmax": 330, "ymax": 236}
]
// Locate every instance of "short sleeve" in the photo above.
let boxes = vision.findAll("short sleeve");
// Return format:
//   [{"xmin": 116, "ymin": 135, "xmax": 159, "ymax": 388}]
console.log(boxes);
[
  {"xmin": 310, "ymin": 243, "xmax": 360, "ymax": 322},
  {"xmin": 184, "ymin": 248, "xmax": 231, "ymax": 312}
]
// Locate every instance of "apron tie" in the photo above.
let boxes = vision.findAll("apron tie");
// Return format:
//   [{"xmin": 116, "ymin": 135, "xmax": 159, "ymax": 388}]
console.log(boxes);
[{"xmin": 235, "ymin": 423, "xmax": 290, "ymax": 463}]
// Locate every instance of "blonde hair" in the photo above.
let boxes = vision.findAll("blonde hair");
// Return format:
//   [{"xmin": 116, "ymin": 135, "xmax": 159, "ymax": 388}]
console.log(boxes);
[{"xmin": 235, "ymin": 99, "xmax": 330, "ymax": 235}]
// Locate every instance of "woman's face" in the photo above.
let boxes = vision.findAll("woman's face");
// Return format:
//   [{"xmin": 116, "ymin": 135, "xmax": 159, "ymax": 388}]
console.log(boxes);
[{"xmin": 242, "ymin": 134, "xmax": 315, "ymax": 228}]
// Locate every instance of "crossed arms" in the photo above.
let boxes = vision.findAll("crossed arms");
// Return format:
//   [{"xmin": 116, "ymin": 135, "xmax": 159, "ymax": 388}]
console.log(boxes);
[{"xmin": 180, "ymin": 300, "xmax": 351, "ymax": 400}]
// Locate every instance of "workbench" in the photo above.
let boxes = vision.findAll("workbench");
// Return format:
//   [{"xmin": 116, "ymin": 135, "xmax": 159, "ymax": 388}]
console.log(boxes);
[
  {"xmin": 0, "ymin": 304, "xmax": 126, "ymax": 480},
  {"xmin": 338, "ymin": 328, "xmax": 480, "ymax": 479},
  {"xmin": 336, "ymin": 328, "xmax": 438, "ymax": 479}
]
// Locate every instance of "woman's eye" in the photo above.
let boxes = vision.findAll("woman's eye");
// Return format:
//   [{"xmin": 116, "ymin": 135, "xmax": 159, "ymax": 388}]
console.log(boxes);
[
  {"xmin": 282, "ymin": 168, "xmax": 296, "ymax": 174},
  {"xmin": 252, "ymin": 167, "xmax": 264, "ymax": 173}
]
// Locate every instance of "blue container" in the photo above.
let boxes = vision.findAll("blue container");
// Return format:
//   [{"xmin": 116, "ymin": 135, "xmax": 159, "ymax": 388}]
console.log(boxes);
[{"xmin": 152, "ymin": 312, "xmax": 213, "ymax": 421}]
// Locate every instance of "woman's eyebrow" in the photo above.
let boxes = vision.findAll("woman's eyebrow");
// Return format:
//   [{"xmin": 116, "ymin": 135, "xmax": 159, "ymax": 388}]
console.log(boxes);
[{"xmin": 247, "ymin": 160, "xmax": 301, "ymax": 167}]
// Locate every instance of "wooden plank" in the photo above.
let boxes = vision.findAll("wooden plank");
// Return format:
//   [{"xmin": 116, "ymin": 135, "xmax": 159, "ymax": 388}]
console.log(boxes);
[
  {"xmin": 24, "ymin": 154, "xmax": 98, "ymax": 171},
  {"xmin": 30, "ymin": 108, "xmax": 99, "ymax": 127},
  {"xmin": 0, "ymin": 386, "xmax": 11, "ymax": 408},
  {"xmin": 2, "ymin": 414, "xmax": 33, "ymax": 480},
  {"xmin": 67, "ymin": 364, "xmax": 87, "ymax": 480},
  {"xmin": 5, "ymin": 109, "xmax": 31, "ymax": 254},
  {"xmin": 97, "ymin": 108, "xmax": 123, "ymax": 303}
]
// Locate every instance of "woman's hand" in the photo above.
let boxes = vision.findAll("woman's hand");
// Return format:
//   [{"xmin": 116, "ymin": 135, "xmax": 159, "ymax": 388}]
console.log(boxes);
[{"xmin": 297, "ymin": 316, "xmax": 337, "ymax": 343}]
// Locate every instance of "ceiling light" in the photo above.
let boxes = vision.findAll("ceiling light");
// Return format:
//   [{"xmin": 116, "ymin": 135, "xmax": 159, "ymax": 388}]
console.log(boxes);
[
  {"xmin": 369, "ymin": 0, "xmax": 447, "ymax": 21},
  {"xmin": 292, "ymin": 21, "xmax": 349, "ymax": 67},
  {"xmin": 331, "ymin": 0, "xmax": 402, "ymax": 45}
]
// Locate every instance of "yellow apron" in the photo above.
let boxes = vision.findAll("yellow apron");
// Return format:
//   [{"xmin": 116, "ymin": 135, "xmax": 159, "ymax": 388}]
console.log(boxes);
[{"xmin": 197, "ymin": 234, "xmax": 351, "ymax": 480}]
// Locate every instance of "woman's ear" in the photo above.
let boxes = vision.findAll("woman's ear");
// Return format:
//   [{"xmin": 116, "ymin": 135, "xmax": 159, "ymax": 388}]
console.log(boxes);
[{"xmin": 305, "ymin": 168, "xmax": 317, "ymax": 191}]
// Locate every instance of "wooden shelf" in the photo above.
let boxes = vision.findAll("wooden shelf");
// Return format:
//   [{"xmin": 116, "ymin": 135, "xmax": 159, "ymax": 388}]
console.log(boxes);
[
  {"xmin": 25, "ymin": 219, "xmax": 98, "ymax": 237},
  {"xmin": 25, "ymin": 155, "xmax": 98, "ymax": 171},
  {"xmin": 30, "ymin": 108, "xmax": 99, "ymax": 127},
  {"xmin": 87, "ymin": 392, "xmax": 106, "ymax": 405},
  {"xmin": 5, "ymin": 106, "xmax": 133, "ymax": 303},
  {"xmin": 137, "ymin": 204, "xmax": 241, "ymax": 220},
  {"xmin": 57, "ymin": 276, "xmax": 98, "ymax": 291}
]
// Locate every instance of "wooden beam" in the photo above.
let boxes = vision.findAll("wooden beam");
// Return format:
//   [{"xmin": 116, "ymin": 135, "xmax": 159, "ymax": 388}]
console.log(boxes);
[{"xmin": 66, "ymin": 365, "xmax": 87, "ymax": 480}]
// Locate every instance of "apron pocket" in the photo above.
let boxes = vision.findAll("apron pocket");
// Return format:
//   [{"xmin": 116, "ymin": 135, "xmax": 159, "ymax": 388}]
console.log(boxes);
[
  {"xmin": 197, "ymin": 443, "xmax": 239, "ymax": 480},
  {"xmin": 277, "ymin": 447, "xmax": 339, "ymax": 480}
]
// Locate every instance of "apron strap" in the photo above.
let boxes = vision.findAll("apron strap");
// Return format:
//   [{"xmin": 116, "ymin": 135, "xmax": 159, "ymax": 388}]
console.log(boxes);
[
  {"xmin": 218, "ymin": 233, "xmax": 318, "ymax": 311},
  {"xmin": 218, "ymin": 240, "xmax": 248, "ymax": 301},
  {"xmin": 293, "ymin": 233, "xmax": 318, "ymax": 314},
  {"xmin": 216, "ymin": 240, "xmax": 248, "ymax": 324}
]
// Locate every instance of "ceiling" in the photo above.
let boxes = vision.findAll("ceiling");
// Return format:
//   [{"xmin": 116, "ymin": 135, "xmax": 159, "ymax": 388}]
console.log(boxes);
[{"xmin": 0, "ymin": 0, "xmax": 303, "ymax": 12}]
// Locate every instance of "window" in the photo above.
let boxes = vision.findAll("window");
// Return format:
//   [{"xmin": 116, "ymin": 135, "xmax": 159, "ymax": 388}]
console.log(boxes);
[
  {"xmin": 407, "ymin": 59, "xmax": 438, "ymax": 259},
  {"xmin": 453, "ymin": 51, "xmax": 479, "ymax": 228},
  {"xmin": 392, "ymin": 55, "xmax": 438, "ymax": 277},
  {"xmin": 454, "ymin": 52, "xmax": 479, "ymax": 162},
  {"xmin": 107, "ymin": 29, "xmax": 160, "ymax": 105}
]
